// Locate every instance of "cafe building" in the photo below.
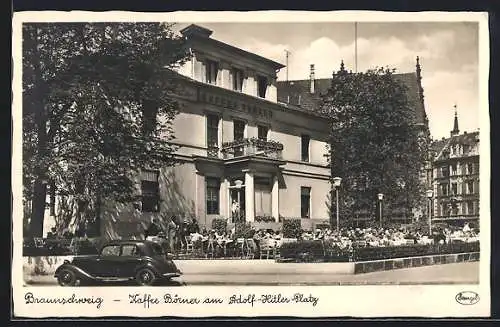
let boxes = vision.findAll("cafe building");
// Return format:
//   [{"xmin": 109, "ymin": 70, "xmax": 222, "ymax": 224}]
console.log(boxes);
[{"xmin": 91, "ymin": 24, "xmax": 333, "ymax": 239}]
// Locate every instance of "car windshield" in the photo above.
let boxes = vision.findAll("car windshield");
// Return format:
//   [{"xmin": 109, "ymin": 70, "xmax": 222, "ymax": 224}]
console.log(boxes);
[{"xmin": 150, "ymin": 243, "xmax": 165, "ymax": 256}]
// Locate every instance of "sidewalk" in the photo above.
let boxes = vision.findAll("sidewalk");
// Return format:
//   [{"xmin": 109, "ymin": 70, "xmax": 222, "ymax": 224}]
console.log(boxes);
[{"xmin": 24, "ymin": 262, "xmax": 479, "ymax": 286}]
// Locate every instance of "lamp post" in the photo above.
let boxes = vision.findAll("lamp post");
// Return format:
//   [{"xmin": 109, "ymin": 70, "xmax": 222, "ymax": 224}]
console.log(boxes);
[
  {"xmin": 333, "ymin": 177, "xmax": 342, "ymax": 231},
  {"xmin": 426, "ymin": 189, "xmax": 434, "ymax": 236},
  {"xmin": 377, "ymin": 193, "xmax": 384, "ymax": 229}
]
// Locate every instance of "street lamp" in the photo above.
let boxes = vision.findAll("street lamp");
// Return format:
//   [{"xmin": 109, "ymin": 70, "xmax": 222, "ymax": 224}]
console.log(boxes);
[
  {"xmin": 377, "ymin": 193, "xmax": 384, "ymax": 229},
  {"xmin": 234, "ymin": 180, "xmax": 243, "ymax": 223},
  {"xmin": 333, "ymin": 177, "xmax": 342, "ymax": 231},
  {"xmin": 426, "ymin": 189, "xmax": 434, "ymax": 236}
]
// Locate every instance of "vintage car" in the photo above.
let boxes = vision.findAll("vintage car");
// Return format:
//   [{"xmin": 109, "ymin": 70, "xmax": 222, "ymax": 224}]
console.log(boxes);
[{"xmin": 54, "ymin": 240, "xmax": 182, "ymax": 286}]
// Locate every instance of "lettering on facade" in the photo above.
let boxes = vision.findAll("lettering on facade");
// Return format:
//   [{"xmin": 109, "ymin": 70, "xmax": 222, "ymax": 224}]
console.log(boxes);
[{"xmin": 199, "ymin": 91, "xmax": 273, "ymax": 119}]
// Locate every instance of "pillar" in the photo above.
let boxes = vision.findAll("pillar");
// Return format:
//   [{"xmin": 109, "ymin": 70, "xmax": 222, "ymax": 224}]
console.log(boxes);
[
  {"xmin": 272, "ymin": 174, "xmax": 279, "ymax": 222},
  {"xmin": 220, "ymin": 178, "xmax": 230, "ymax": 218},
  {"xmin": 245, "ymin": 171, "xmax": 254, "ymax": 222}
]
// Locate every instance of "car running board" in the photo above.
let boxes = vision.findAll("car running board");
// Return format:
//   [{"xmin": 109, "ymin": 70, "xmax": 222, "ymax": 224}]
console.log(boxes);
[{"xmin": 94, "ymin": 277, "xmax": 133, "ymax": 282}]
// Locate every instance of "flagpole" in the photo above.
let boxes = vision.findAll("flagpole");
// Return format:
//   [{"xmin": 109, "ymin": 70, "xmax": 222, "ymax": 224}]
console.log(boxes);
[{"xmin": 355, "ymin": 22, "xmax": 358, "ymax": 73}]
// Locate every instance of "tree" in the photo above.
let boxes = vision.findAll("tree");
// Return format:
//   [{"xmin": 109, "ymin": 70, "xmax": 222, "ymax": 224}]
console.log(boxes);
[
  {"xmin": 22, "ymin": 23, "xmax": 190, "ymax": 237},
  {"xmin": 319, "ymin": 63, "xmax": 429, "ymax": 226}
]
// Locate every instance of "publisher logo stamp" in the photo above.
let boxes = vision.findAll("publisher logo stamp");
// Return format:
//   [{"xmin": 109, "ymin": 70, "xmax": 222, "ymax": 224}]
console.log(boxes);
[{"xmin": 455, "ymin": 291, "xmax": 480, "ymax": 305}]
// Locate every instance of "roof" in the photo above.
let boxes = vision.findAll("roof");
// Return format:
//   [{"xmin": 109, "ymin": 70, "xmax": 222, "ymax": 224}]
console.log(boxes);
[
  {"xmin": 181, "ymin": 24, "xmax": 285, "ymax": 70},
  {"xmin": 431, "ymin": 131, "xmax": 480, "ymax": 161},
  {"xmin": 276, "ymin": 72, "xmax": 427, "ymax": 125}
]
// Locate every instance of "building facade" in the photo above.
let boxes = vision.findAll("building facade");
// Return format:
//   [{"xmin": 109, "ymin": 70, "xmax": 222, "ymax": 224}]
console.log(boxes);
[
  {"xmin": 429, "ymin": 109, "xmax": 480, "ymax": 226},
  {"xmin": 87, "ymin": 24, "xmax": 332, "ymax": 238}
]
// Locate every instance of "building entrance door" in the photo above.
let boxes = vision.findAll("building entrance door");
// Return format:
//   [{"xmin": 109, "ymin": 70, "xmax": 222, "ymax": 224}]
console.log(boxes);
[{"xmin": 230, "ymin": 189, "xmax": 246, "ymax": 223}]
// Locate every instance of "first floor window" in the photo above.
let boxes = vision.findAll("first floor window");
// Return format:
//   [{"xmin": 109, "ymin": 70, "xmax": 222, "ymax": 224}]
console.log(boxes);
[
  {"xmin": 258, "ymin": 125, "xmax": 269, "ymax": 140},
  {"xmin": 141, "ymin": 170, "xmax": 160, "ymax": 212},
  {"xmin": 301, "ymin": 187, "xmax": 311, "ymax": 218},
  {"xmin": 467, "ymin": 201, "xmax": 474, "ymax": 215},
  {"xmin": 206, "ymin": 177, "xmax": 220, "ymax": 215},
  {"xmin": 466, "ymin": 181, "xmax": 474, "ymax": 194},
  {"xmin": 440, "ymin": 183, "xmax": 449, "ymax": 196},
  {"xmin": 467, "ymin": 163, "xmax": 474, "ymax": 175}
]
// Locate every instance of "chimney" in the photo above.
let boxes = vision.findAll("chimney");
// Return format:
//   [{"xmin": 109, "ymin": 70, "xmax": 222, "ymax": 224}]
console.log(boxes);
[{"xmin": 310, "ymin": 64, "xmax": 315, "ymax": 94}]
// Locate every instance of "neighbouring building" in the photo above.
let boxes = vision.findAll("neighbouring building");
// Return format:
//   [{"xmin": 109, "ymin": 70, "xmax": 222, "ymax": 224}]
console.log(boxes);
[
  {"xmin": 429, "ymin": 108, "xmax": 480, "ymax": 227},
  {"xmin": 276, "ymin": 59, "xmax": 431, "ymax": 225}
]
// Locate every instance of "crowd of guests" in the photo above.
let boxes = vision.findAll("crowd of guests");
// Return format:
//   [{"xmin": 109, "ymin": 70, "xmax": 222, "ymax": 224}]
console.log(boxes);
[
  {"xmin": 298, "ymin": 223, "xmax": 479, "ymax": 250},
  {"xmin": 39, "ymin": 216, "xmax": 479, "ymax": 258}
]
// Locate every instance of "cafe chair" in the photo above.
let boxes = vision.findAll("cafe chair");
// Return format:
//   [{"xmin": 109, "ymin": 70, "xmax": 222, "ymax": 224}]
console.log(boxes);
[{"xmin": 185, "ymin": 235, "xmax": 194, "ymax": 254}]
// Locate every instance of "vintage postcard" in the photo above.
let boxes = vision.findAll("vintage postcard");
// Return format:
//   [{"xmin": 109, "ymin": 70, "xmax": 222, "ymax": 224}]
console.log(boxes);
[{"xmin": 12, "ymin": 10, "xmax": 490, "ymax": 318}]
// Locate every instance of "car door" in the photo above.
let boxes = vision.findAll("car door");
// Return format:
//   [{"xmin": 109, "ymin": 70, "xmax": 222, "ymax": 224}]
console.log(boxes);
[
  {"xmin": 97, "ymin": 244, "xmax": 122, "ymax": 277},
  {"xmin": 116, "ymin": 244, "xmax": 143, "ymax": 278}
]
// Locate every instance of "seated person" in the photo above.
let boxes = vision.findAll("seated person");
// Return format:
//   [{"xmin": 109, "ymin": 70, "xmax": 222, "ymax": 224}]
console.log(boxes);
[{"xmin": 144, "ymin": 217, "xmax": 163, "ymax": 240}]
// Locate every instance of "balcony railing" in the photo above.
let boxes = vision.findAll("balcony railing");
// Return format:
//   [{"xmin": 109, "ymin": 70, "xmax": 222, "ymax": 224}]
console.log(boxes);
[{"xmin": 221, "ymin": 137, "xmax": 284, "ymax": 160}]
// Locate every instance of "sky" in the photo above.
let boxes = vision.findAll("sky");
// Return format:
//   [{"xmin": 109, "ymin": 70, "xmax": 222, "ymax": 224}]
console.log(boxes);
[{"xmin": 174, "ymin": 22, "xmax": 480, "ymax": 140}]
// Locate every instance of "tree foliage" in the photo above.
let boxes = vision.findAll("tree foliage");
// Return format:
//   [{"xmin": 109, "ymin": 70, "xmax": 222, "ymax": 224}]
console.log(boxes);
[
  {"xmin": 320, "ymin": 64, "xmax": 430, "ymax": 225},
  {"xmin": 22, "ymin": 23, "xmax": 190, "ymax": 236}
]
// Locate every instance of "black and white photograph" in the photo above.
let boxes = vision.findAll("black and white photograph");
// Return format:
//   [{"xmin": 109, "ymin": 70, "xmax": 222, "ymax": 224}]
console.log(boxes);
[{"xmin": 12, "ymin": 11, "xmax": 490, "ymax": 318}]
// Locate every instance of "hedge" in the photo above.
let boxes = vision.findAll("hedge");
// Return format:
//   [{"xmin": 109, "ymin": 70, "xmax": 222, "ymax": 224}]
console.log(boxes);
[
  {"xmin": 211, "ymin": 218, "xmax": 228, "ymax": 234},
  {"xmin": 352, "ymin": 241, "xmax": 480, "ymax": 261},
  {"xmin": 234, "ymin": 222, "xmax": 254, "ymax": 239},
  {"xmin": 282, "ymin": 218, "xmax": 301, "ymax": 238},
  {"xmin": 279, "ymin": 240, "xmax": 325, "ymax": 262},
  {"xmin": 279, "ymin": 240, "xmax": 480, "ymax": 262},
  {"xmin": 23, "ymin": 237, "xmax": 102, "ymax": 256},
  {"xmin": 255, "ymin": 215, "xmax": 275, "ymax": 223}
]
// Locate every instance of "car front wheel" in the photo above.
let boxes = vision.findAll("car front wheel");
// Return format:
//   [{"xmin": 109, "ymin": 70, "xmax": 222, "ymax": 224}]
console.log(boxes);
[
  {"xmin": 57, "ymin": 269, "xmax": 77, "ymax": 286},
  {"xmin": 135, "ymin": 268, "xmax": 156, "ymax": 286}
]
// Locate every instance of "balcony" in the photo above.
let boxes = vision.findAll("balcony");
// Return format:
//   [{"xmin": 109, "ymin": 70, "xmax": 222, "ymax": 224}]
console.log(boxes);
[{"xmin": 221, "ymin": 138, "xmax": 284, "ymax": 160}]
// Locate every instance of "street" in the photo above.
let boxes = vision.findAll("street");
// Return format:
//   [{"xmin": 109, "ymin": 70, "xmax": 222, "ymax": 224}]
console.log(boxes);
[{"xmin": 24, "ymin": 261, "xmax": 479, "ymax": 286}]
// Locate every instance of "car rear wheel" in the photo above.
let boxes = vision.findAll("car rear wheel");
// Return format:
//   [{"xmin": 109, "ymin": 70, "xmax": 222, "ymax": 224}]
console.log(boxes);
[
  {"xmin": 135, "ymin": 268, "xmax": 156, "ymax": 286},
  {"xmin": 57, "ymin": 269, "xmax": 77, "ymax": 286}
]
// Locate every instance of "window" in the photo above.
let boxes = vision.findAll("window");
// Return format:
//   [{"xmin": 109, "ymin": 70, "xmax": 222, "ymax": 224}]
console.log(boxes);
[
  {"xmin": 255, "ymin": 178, "xmax": 272, "ymax": 216},
  {"xmin": 451, "ymin": 183, "xmax": 458, "ymax": 195},
  {"xmin": 467, "ymin": 163, "xmax": 474, "ymax": 175},
  {"xmin": 151, "ymin": 243, "xmax": 165, "ymax": 256},
  {"xmin": 141, "ymin": 170, "xmax": 159, "ymax": 212},
  {"xmin": 463, "ymin": 144, "xmax": 469, "ymax": 154},
  {"xmin": 301, "ymin": 134, "xmax": 310, "ymax": 162},
  {"xmin": 451, "ymin": 164, "xmax": 457, "ymax": 176},
  {"xmin": 207, "ymin": 114, "xmax": 219, "ymax": 157},
  {"xmin": 206, "ymin": 177, "xmax": 220, "ymax": 215},
  {"xmin": 233, "ymin": 120, "xmax": 245, "ymax": 140},
  {"xmin": 232, "ymin": 68, "xmax": 244, "ymax": 91},
  {"xmin": 206, "ymin": 60, "xmax": 219, "ymax": 85},
  {"xmin": 258, "ymin": 125, "xmax": 268, "ymax": 140},
  {"xmin": 467, "ymin": 201, "xmax": 474, "ymax": 215},
  {"xmin": 257, "ymin": 75, "xmax": 268, "ymax": 98},
  {"xmin": 441, "ymin": 166, "xmax": 449, "ymax": 178},
  {"xmin": 121, "ymin": 245, "xmax": 139, "ymax": 256},
  {"xmin": 440, "ymin": 183, "xmax": 449, "ymax": 196},
  {"xmin": 101, "ymin": 245, "xmax": 121, "ymax": 256},
  {"xmin": 301, "ymin": 187, "xmax": 311, "ymax": 218},
  {"xmin": 466, "ymin": 181, "xmax": 474, "ymax": 194}
]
